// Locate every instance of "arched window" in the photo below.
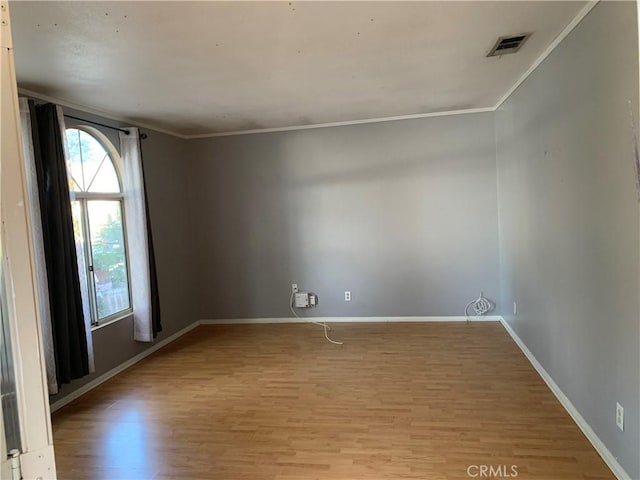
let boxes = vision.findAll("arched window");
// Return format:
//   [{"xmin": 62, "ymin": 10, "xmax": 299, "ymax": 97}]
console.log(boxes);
[{"xmin": 64, "ymin": 127, "xmax": 131, "ymax": 326}]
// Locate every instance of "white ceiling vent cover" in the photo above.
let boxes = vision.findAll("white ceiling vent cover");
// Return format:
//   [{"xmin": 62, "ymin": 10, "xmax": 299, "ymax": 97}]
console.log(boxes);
[{"xmin": 486, "ymin": 33, "xmax": 532, "ymax": 57}]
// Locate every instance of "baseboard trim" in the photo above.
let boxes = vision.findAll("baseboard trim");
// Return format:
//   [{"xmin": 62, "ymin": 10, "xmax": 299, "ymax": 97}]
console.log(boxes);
[
  {"xmin": 49, "ymin": 321, "xmax": 200, "ymax": 413},
  {"xmin": 499, "ymin": 317, "xmax": 630, "ymax": 480},
  {"xmin": 200, "ymin": 315, "xmax": 502, "ymax": 324}
]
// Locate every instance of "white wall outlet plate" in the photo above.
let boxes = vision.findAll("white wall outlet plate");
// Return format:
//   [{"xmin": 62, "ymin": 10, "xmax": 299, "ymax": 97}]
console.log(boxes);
[
  {"xmin": 513, "ymin": 301, "xmax": 517, "ymax": 315},
  {"xmin": 616, "ymin": 402, "xmax": 624, "ymax": 431},
  {"xmin": 291, "ymin": 284, "xmax": 298, "ymax": 293},
  {"xmin": 345, "ymin": 291, "xmax": 351, "ymax": 302}
]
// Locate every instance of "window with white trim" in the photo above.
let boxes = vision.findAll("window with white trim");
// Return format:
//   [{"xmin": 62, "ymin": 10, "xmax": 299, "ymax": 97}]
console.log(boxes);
[{"xmin": 64, "ymin": 127, "xmax": 132, "ymax": 327}]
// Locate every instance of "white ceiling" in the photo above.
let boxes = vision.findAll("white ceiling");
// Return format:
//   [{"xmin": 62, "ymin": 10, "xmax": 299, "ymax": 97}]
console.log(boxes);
[{"xmin": 10, "ymin": 1, "xmax": 586, "ymax": 137}]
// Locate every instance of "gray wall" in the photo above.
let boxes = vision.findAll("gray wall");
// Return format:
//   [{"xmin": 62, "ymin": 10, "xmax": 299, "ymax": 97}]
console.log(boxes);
[
  {"xmin": 495, "ymin": 2, "xmax": 640, "ymax": 478},
  {"xmin": 42, "ymin": 5, "xmax": 640, "ymax": 477},
  {"xmin": 188, "ymin": 113, "xmax": 500, "ymax": 319},
  {"xmin": 50, "ymin": 108, "xmax": 197, "ymax": 404}
]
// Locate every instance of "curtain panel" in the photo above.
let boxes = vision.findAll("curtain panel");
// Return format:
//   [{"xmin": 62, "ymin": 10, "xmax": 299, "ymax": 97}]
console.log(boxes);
[
  {"xmin": 120, "ymin": 128, "xmax": 161, "ymax": 341},
  {"xmin": 26, "ymin": 101, "xmax": 94, "ymax": 387},
  {"xmin": 18, "ymin": 98, "xmax": 58, "ymax": 394}
]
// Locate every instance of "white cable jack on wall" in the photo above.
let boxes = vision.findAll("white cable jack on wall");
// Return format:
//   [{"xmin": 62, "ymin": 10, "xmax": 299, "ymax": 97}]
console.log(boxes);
[
  {"xmin": 464, "ymin": 291, "xmax": 494, "ymax": 324},
  {"xmin": 289, "ymin": 288, "xmax": 343, "ymax": 345}
]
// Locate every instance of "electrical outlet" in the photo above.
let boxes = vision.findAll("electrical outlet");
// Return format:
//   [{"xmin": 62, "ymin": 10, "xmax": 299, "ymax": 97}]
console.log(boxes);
[
  {"xmin": 345, "ymin": 291, "xmax": 351, "ymax": 302},
  {"xmin": 616, "ymin": 402, "xmax": 624, "ymax": 432},
  {"xmin": 291, "ymin": 284, "xmax": 298, "ymax": 293},
  {"xmin": 513, "ymin": 301, "xmax": 517, "ymax": 315}
]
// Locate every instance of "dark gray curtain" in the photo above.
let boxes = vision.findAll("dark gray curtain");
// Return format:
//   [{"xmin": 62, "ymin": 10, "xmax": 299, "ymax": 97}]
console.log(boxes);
[
  {"xmin": 139, "ymin": 137, "xmax": 162, "ymax": 338},
  {"xmin": 30, "ymin": 101, "xmax": 89, "ymax": 385}
]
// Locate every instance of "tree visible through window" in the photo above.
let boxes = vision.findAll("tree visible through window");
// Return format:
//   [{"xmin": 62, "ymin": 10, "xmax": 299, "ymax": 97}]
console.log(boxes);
[{"xmin": 65, "ymin": 128, "xmax": 132, "ymax": 326}]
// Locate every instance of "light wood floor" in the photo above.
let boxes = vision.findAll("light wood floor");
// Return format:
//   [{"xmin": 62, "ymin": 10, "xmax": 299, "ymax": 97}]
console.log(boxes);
[{"xmin": 52, "ymin": 322, "xmax": 614, "ymax": 480}]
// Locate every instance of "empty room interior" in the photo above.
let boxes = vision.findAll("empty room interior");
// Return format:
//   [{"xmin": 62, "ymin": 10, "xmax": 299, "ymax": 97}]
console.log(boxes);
[{"xmin": 1, "ymin": 1, "xmax": 640, "ymax": 479}]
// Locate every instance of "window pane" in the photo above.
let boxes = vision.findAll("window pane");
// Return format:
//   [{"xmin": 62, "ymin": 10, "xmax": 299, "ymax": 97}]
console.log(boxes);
[
  {"xmin": 65, "ymin": 129, "xmax": 87, "ymax": 191},
  {"xmin": 88, "ymin": 157, "xmax": 120, "ymax": 193},
  {"xmin": 64, "ymin": 128, "xmax": 121, "ymax": 193},
  {"xmin": 71, "ymin": 201, "xmax": 94, "ymax": 325},
  {"xmin": 87, "ymin": 201, "xmax": 130, "ymax": 319},
  {"xmin": 71, "ymin": 201, "xmax": 83, "ymax": 247}
]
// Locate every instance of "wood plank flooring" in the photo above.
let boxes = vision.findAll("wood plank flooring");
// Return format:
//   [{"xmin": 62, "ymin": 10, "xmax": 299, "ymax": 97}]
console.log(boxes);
[{"xmin": 52, "ymin": 322, "xmax": 614, "ymax": 479}]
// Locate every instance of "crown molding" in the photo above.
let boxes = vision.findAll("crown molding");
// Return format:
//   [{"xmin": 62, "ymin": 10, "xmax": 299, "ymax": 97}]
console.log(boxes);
[
  {"xmin": 184, "ymin": 107, "xmax": 495, "ymax": 139},
  {"xmin": 17, "ymin": 88, "xmax": 189, "ymax": 139}
]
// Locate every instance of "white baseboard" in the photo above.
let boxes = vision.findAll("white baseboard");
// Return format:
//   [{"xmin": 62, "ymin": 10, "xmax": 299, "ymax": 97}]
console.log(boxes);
[
  {"xmin": 499, "ymin": 317, "xmax": 630, "ymax": 480},
  {"xmin": 50, "ymin": 321, "xmax": 200, "ymax": 413},
  {"xmin": 200, "ymin": 315, "xmax": 502, "ymax": 324}
]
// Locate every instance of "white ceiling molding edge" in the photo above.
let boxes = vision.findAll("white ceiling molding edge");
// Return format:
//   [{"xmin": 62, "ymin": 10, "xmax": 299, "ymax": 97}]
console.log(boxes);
[
  {"xmin": 184, "ymin": 107, "xmax": 496, "ymax": 139},
  {"xmin": 17, "ymin": 87, "xmax": 190, "ymax": 139},
  {"xmin": 18, "ymin": 1, "xmax": 599, "ymax": 140}
]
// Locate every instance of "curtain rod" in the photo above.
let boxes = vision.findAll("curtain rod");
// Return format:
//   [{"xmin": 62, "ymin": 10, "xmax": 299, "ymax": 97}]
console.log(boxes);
[{"xmin": 63, "ymin": 114, "xmax": 148, "ymax": 139}]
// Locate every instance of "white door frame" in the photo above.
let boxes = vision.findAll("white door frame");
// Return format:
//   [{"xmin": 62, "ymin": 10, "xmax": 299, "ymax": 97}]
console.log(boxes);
[{"xmin": 1, "ymin": 1, "xmax": 56, "ymax": 478}]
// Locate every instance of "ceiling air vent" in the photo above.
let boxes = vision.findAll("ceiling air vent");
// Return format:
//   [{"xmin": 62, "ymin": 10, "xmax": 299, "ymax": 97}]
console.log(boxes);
[{"xmin": 486, "ymin": 33, "xmax": 531, "ymax": 57}]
